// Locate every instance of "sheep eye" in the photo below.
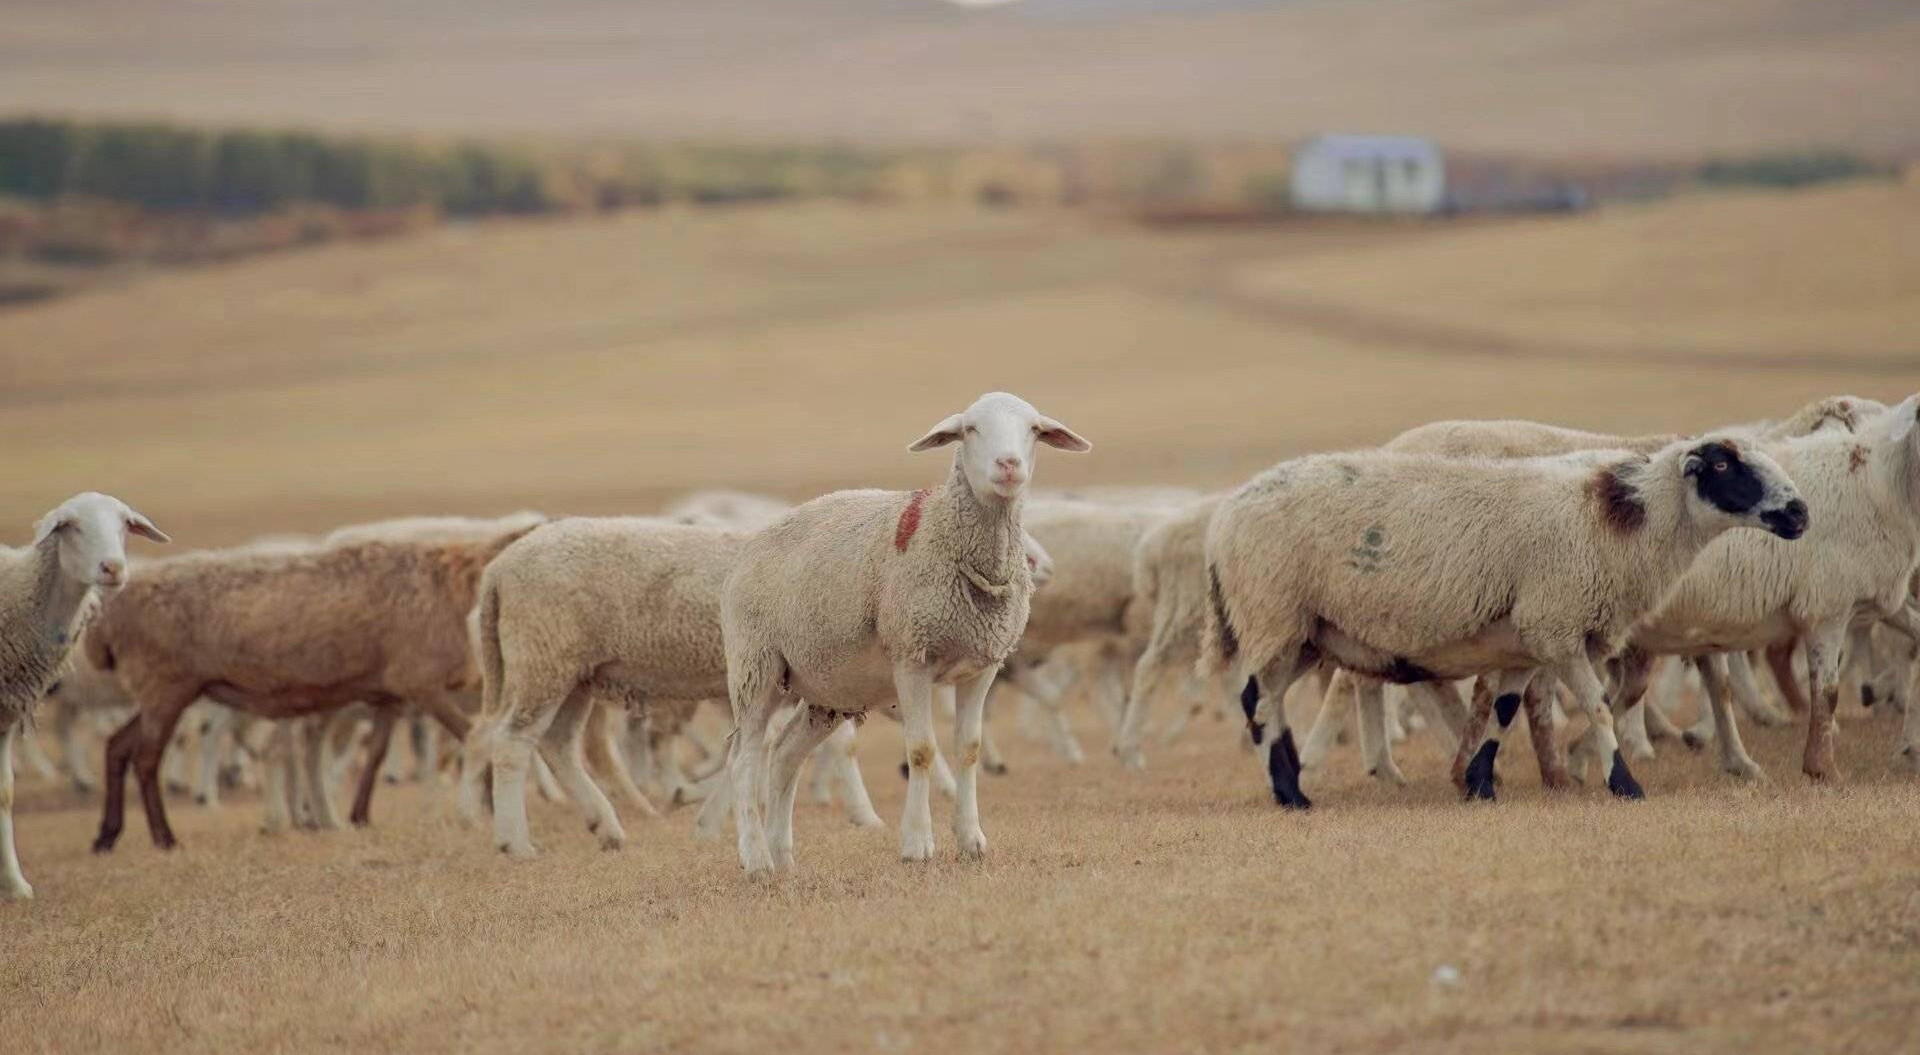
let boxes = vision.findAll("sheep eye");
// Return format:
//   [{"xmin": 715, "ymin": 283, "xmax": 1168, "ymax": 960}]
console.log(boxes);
[
  {"xmin": 963, "ymin": 425, "xmax": 977, "ymax": 436},
  {"xmin": 1712, "ymin": 461, "xmax": 1729, "ymax": 472}
]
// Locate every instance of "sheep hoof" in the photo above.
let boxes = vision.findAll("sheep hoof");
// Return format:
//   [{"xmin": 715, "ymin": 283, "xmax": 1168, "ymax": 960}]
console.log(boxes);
[
  {"xmin": 595, "ymin": 827, "xmax": 626, "ymax": 852},
  {"xmin": 1724, "ymin": 759, "xmax": 1765, "ymax": 782},
  {"xmin": 850, "ymin": 812, "xmax": 886, "ymax": 830},
  {"xmin": 1861, "ymin": 686, "xmax": 1877, "ymax": 708},
  {"xmin": 984, "ymin": 761, "xmax": 1009, "ymax": 776},
  {"xmin": 1682, "ymin": 731, "xmax": 1708, "ymax": 753},
  {"xmin": 497, "ymin": 841, "xmax": 538, "ymax": 859},
  {"xmin": 1606, "ymin": 752, "xmax": 1645, "ymax": 800},
  {"xmin": 1461, "ymin": 742, "xmax": 1499, "ymax": 802},
  {"xmin": 956, "ymin": 831, "xmax": 987, "ymax": 860},
  {"xmin": 900, "ymin": 834, "xmax": 935, "ymax": 863},
  {"xmin": 2, "ymin": 881, "xmax": 34, "ymax": 901}
]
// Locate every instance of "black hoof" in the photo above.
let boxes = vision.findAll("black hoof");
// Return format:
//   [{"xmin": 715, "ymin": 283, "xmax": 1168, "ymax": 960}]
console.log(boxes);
[
  {"xmin": 898, "ymin": 762, "xmax": 909, "ymax": 781},
  {"xmin": 1462, "ymin": 741, "xmax": 1499, "ymax": 802},
  {"xmin": 91, "ymin": 834, "xmax": 118, "ymax": 855},
  {"xmin": 985, "ymin": 762, "xmax": 1009, "ymax": 776},
  {"xmin": 1266, "ymin": 729, "xmax": 1311, "ymax": 809},
  {"xmin": 1861, "ymin": 686, "xmax": 1877, "ymax": 708},
  {"xmin": 1682, "ymin": 732, "xmax": 1706, "ymax": 753},
  {"xmin": 1607, "ymin": 751, "xmax": 1646, "ymax": 800}
]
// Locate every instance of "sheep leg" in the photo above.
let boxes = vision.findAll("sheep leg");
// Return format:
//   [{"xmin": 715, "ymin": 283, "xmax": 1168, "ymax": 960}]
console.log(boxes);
[
  {"xmin": 1562, "ymin": 656, "xmax": 1642, "ymax": 799},
  {"xmin": 304, "ymin": 713, "xmax": 346, "ymax": 831},
  {"xmin": 260, "ymin": 723, "xmax": 295, "ymax": 835},
  {"xmin": 766, "ymin": 705, "xmax": 843, "ymax": 872},
  {"xmin": 54, "ymin": 701, "xmax": 95, "ymax": 794},
  {"xmin": 1520, "ymin": 682, "xmax": 1572, "ymax": 790},
  {"xmin": 1244, "ymin": 657, "xmax": 1312, "ymax": 809},
  {"xmin": 1766, "ymin": 641, "xmax": 1810, "ymax": 714},
  {"xmin": 1091, "ymin": 653, "xmax": 1129, "ymax": 735},
  {"xmin": 930, "ymin": 686, "xmax": 960, "ymax": 798},
  {"xmin": 1459, "ymin": 670, "xmax": 1535, "ymax": 801},
  {"xmin": 726, "ymin": 652, "xmax": 782, "ymax": 878},
  {"xmin": 978, "ymin": 691, "xmax": 1008, "ymax": 777},
  {"xmin": 582, "ymin": 699, "xmax": 658, "ymax": 821},
  {"xmin": 490, "ymin": 667, "xmax": 572, "ymax": 858},
  {"xmin": 541, "ymin": 688, "xmax": 626, "ymax": 850},
  {"xmin": 0, "ymin": 719, "xmax": 31, "ymax": 900},
  {"xmin": 1726, "ymin": 649, "xmax": 1790, "ymax": 727},
  {"xmin": 92, "ymin": 714, "xmax": 140, "ymax": 852},
  {"xmin": 1842, "ymin": 625, "xmax": 1873, "ymax": 710},
  {"xmin": 128, "ymin": 700, "xmax": 193, "ymax": 850},
  {"xmin": 1008, "ymin": 663, "xmax": 1084, "ymax": 764},
  {"xmin": 1695, "ymin": 654, "xmax": 1763, "ymax": 781},
  {"xmin": 1409, "ymin": 680, "xmax": 1468, "ymax": 752},
  {"xmin": 14, "ymin": 721, "xmax": 59, "ymax": 783},
  {"xmin": 412, "ymin": 717, "xmax": 442, "ymax": 784},
  {"xmin": 1802, "ymin": 625, "xmax": 1847, "ymax": 781},
  {"xmin": 1353, "ymin": 676, "xmax": 1405, "ymax": 786},
  {"xmin": 1450, "ymin": 677, "xmax": 1494, "ymax": 790},
  {"xmin": 162, "ymin": 715, "xmax": 192, "ymax": 795},
  {"xmin": 951, "ymin": 669, "xmax": 993, "ymax": 859},
  {"xmin": 532, "ymin": 753, "xmax": 565, "ymax": 802},
  {"xmin": 1114, "ymin": 628, "xmax": 1173, "ymax": 770},
  {"xmin": 1685, "ymin": 655, "xmax": 1722, "ymax": 747},
  {"xmin": 1873, "ymin": 606, "xmax": 1920, "ymax": 770},
  {"xmin": 825, "ymin": 720, "xmax": 884, "ymax": 828},
  {"xmin": 893, "ymin": 663, "xmax": 940, "ymax": 862},
  {"xmin": 1383, "ymin": 686, "xmax": 1408, "ymax": 744},
  {"xmin": 1612, "ymin": 651, "xmax": 1659, "ymax": 763},
  {"xmin": 806, "ymin": 737, "xmax": 837, "ymax": 804},
  {"xmin": 1298, "ymin": 666, "xmax": 1348, "ymax": 772},
  {"xmin": 342, "ymin": 706, "xmax": 398, "ymax": 827},
  {"xmin": 380, "ymin": 715, "xmax": 409, "ymax": 785},
  {"xmin": 692, "ymin": 768, "xmax": 733, "ymax": 841},
  {"xmin": 192, "ymin": 706, "xmax": 232, "ymax": 807},
  {"xmin": 455, "ymin": 716, "xmax": 497, "ymax": 827}
]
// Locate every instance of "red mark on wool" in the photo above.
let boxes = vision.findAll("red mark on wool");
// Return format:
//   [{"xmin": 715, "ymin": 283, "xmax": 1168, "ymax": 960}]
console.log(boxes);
[{"xmin": 895, "ymin": 489, "xmax": 930, "ymax": 552}]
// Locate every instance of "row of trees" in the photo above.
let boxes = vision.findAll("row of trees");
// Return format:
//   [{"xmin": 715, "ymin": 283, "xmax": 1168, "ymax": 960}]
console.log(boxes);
[{"xmin": 0, "ymin": 119, "xmax": 893, "ymax": 215}]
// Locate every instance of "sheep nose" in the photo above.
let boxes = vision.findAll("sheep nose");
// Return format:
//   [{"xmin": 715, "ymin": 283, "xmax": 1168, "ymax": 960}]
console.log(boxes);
[
  {"xmin": 1763, "ymin": 499, "xmax": 1809, "ymax": 540},
  {"xmin": 98, "ymin": 559, "xmax": 126, "ymax": 583},
  {"xmin": 995, "ymin": 456, "xmax": 1024, "ymax": 476}
]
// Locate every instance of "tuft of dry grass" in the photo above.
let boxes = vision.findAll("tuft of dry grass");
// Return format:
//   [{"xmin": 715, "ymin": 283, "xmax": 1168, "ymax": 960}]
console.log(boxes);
[{"xmin": 4, "ymin": 695, "xmax": 1919, "ymax": 1054}]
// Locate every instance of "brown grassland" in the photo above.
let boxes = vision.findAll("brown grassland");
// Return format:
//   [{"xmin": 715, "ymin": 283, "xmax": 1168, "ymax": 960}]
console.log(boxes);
[{"xmin": 2, "ymin": 180, "xmax": 1919, "ymax": 1053}]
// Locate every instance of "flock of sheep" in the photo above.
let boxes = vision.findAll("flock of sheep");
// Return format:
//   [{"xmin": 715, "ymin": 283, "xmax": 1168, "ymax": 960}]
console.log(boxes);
[{"xmin": 3, "ymin": 388, "xmax": 1918, "ymax": 897}]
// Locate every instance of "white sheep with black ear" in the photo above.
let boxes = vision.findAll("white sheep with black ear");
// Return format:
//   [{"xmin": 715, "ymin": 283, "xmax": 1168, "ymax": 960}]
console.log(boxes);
[
  {"xmin": 1199, "ymin": 436, "xmax": 1807, "ymax": 810},
  {"xmin": 1, "ymin": 492, "xmax": 168, "ymax": 900},
  {"xmin": 1613, "ymin": 396, "xmax": 1920, "ymax": 782},
  {"xmin": 720, "ymin": 391, "xmax": 1090, "ymax": 878}
]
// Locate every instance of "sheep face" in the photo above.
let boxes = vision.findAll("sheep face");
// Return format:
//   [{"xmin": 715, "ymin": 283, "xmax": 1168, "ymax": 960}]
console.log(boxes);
[
  {"xmin": 31, "ymin": 492, "xmax": 170, "ymax": 590},
  {"xmin": 907, "ymin": 391, "xmax": 1091, "ymax": 504},
  {"xmin": 1681, "ymin": 440, "xmax": 1807, "ymax": 539}
]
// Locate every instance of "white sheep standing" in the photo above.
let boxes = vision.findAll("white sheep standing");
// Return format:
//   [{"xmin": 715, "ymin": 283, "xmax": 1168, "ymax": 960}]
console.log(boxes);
[
  {"xmin": 1612, "ymin": 398, "xmax": 1920, "ymax": 782},
  {"xmin": 720, "ymin": 391, "xmax": 1089, "ymax": 877},
  {"xmin": 469, "ymin": 518, "xmax": 887, "ymax": 857},
  {"xmin": 1200, "ymin": 437, "xmax": 1807, "ymax": 808},
  {"xmin": 1, "ymin": 492, "xmax": 168, "ymax": 900}
]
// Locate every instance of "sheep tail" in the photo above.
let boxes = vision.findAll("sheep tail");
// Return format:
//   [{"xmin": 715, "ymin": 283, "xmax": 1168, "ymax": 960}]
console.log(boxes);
[
  {"xmin": 1196, "ymin": 563, "xmax": 1238, "ymax": 679},
  {"xmin": 475, "ymin": 578, "xmax": 505, "ymax": 719}
]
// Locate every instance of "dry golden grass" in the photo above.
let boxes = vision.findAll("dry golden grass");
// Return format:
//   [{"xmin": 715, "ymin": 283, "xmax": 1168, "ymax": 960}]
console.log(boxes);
[
  {"xmin": 5, "ymin": 696, "xmax": 1920, "ymax": 1054},
  {"xmin": 2, "ymin": 183, "xmax": 1919, "ymax": 1053}
]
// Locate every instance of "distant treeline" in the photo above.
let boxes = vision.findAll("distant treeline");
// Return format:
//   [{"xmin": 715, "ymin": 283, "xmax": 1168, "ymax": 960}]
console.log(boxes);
[
  {"xmin": 1696, "ymin": 150, "xmax": 1894, "ymax": 190},
  {"xmin": 0, "ymin": 118, "xmax": 893, "ymax": 215}
]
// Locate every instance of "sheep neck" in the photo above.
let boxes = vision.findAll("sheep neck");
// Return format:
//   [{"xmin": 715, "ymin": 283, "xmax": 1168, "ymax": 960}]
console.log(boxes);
[
  {"xmin": 1616, "ymin": 455, "xmax": 1721, "ymax": 599},
  {"xmin": 929, "ymin": 459, "xmax": 1022, "ymax": 593},
  {"xmin": 27, "ymin": 538, "xmax": 97, "ymax": 647}
]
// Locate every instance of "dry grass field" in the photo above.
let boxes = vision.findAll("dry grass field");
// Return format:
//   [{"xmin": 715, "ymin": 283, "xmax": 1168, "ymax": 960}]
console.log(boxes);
[{"xmin": 3, "ymin": 181, "xmax": 1919, "ymax": 1053}]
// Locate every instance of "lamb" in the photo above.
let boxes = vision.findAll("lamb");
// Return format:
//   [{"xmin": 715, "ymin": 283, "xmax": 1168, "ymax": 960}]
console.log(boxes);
[
  {"xmin": 1200, "ymin": 436, "xmax": 1807, "ymax": 809},
  {"xmin": 1111, "ymin": 495, "xmax": 1226, "ymax": 769},
  {"xmin": 719, "ymin": 391, "xmax": 1089, "ymax": 877},
  {"xmin": 88, "ymin": 523, "xmax": 533, "ymax": 853},
  {"xmin": 1, "ymin": 492, "xmax": 168, "ymax": 900},
  {"xmin": 1608, "ymin": 397, "xmax": 1920, "ymax": 783}
]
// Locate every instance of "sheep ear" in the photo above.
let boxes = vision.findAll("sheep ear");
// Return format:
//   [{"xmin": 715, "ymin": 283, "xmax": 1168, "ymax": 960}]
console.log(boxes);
[
  {"xmin": 126, "ymin": 509, "xmax": 171, "ymax": 544},
  {"xmin": 1884, "ymin": 394, "xmax": 1919, "ymax": 446},
  {"xmin": 907, "ymin": 414, "xmax": 965, "ymax": 452},
  {"xmin": 1682, "ymin": 452, "xmax": 1706, "ymax": 478},
  {"xmin": 1035, "ymin": 416, "xmax": 1092, "ymax": 453},
  {"xmin": 32, "ymin": 510, "xmax": 73, "ymax": 545}
]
